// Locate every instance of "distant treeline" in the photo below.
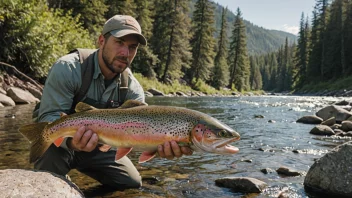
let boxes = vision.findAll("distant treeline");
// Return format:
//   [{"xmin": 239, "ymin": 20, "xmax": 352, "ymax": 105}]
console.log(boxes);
[
  {"xmin": 1, "ymin": 0, "xmax": 347, "ymax": 93},
  {"xmin": 253, "ymin": 0, "xmax": 352, "ymax": 92}
]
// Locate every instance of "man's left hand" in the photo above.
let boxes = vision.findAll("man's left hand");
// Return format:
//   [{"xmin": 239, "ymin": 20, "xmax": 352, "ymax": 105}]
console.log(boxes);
[{"xmin": 157, "ymin": 141, "xmax": 193, "ymax": 160}]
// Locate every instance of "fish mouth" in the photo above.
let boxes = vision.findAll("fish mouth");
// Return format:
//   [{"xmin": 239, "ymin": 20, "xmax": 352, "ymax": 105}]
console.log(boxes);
[{"xmin": 214, "ymin": 136, "xmax": 240, "ymax": 154}]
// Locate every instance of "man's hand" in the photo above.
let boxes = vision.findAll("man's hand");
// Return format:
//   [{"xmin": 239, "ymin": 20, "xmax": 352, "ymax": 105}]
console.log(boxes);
[
  {"xmin": 67, "ymin": 126, "xmax": 98, "ymax": 152},
  {"xmin": 157, "ymin": 141, "xmax": 193, "ymax": 160}
]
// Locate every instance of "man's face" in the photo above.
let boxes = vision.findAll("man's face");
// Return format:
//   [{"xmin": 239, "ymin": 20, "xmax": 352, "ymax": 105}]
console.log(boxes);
[{"xmin": 100, "ymin": 34, "xmax": 139, "ymax": 74}]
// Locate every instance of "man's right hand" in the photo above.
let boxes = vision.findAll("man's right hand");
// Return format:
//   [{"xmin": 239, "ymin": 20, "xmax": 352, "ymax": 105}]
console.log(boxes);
[{"xmin": 67, "ymin": 126, "xmax": 99, "ymax": 152}]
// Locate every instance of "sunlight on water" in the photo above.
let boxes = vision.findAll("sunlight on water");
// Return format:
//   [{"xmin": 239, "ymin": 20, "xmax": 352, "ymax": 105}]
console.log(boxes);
[{"xmin": 0, "ymin": 96, "xmax": 351, "ymax": 197}]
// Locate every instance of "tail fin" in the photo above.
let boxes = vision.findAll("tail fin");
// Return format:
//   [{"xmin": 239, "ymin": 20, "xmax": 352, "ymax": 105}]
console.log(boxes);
[{"xmin": 18, "ymin": 122, "xmax": 51, "ymax": 163}]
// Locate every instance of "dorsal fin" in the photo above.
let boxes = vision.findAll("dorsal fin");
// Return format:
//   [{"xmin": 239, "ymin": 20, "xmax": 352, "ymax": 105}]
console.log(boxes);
[
  {"xmin": 75, "ymin": 102, "xmax": 97, "ymax": 112},
  {"xmin": 119, "ymin": 100, "xmax": 148, "ymax": 109}
]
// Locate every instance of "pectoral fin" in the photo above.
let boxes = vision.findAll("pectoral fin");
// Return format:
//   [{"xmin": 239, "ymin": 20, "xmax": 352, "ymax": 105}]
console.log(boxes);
[
  {"xmin": 53, "ymin": 137, "xmax": 65, "ymax": 147},
  {"xmin": 139, "ymin": 151, "xmax": 157, "ymax": 163},
  {"xmin": 98, "ymin": 144, "xmax": 112, "ymax": 152},
  {"xmin": 115, "ymin": 148, "xmax": 133, "ymax": 161}
]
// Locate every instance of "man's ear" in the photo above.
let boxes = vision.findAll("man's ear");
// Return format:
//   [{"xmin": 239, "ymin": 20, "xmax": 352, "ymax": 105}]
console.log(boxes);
[{"xmin": 98, "ymin": 35, "xmax": 105, "ymax": 47}]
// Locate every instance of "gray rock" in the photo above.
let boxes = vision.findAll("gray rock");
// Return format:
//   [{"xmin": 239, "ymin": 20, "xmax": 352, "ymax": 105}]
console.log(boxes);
[
  {"xmin": 310, "ymin": 125, "xmax": 335, "ymax": 136},
  {"xmin": 297, "ymin": 115, "xmax": 323, "ymax": 124},
  {"xmin": 215, "ymin": 177, "xmax": 267, "ymax": 193},
  {"xmin": 0, "ymin": 169, "xmax": 83, "ymax": 198},
  {"xmin": 175, "ymin": 91, "xmax": 188, "ymax": 97},
  {"xmin": 276, "ymin": 166, "xmax": 305, "ymax": 176},
  {"xmin": 6, "ymin": 87, "xmax": 39, "ymax": 104},
  {"xmin": 304, "ymin": 141, "xmax": 352, "ymax": 197},
  {"xmin": 316, "ymin": 105, "xmax": 352, "ymax": 122},
  {"xmin": 321, "ymin": 117, "xmax": 336, "ymax": 126},
  {"xmin": 341, "ymin": 121, "xmax": 352, "ymax": 132},
  {"xmin": 147, "ymin": 88, "xmax": 165, "ymax": 96},
  {"xmin": 0, "ymin": 93, "xmax": 16, "ymax": 106}
]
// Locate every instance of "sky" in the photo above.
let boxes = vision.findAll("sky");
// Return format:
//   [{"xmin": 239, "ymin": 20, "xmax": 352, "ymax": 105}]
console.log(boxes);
[{"xmin": 213, "ymin": 0, "xmax": 316, "ymax": 35}]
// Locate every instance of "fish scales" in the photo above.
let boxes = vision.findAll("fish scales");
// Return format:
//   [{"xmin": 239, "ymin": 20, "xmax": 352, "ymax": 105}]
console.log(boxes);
[{"xmin": 19, "ymin": 100, "xmax": 240, "ymax": 163}]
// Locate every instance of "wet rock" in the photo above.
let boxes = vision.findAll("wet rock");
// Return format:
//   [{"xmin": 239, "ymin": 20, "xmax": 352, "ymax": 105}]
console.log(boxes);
[
  {"xmin": 147, "ymin": 88, "xmax": 165, "ymax": 96},
  {"xmin": 304, "ymin": 141, "xmax": 352, "ymax": 197},
  {"xmin": 276, "ymin": 166, "xmax": 305, "ymax": 176},
  {"xmin": 0, "ymin": 87, "xmax": 6, "ymax": 95},
  {"xmin": 254, "ymin": 115, "xmax": 264, "ymax": 118},
  {"xmin": 215, "ymin": 177, "xmax": 267, "ymax": 193},
  {"xmin": 144, "ymin": 91, "xmax": 154, "ymax": 97},
  {"xmin": 268, "ymin": 120, "xmax": 276, "ymax": 123},
  {"xmin": 330, "ymin": 123, "xmax": 341, "ymax": 130},
  {"xmin": 176, "ymin": 91, "xmax": 188, "ymax": 97},
  {"xmin": 316, "ymin": 105, "xmax": 352, "ymax": 122},
  {"xmin": 0, "ymin": 169, "xmax": 83, "ymax": 197},
  {"xmin": 321, "ymin": 117, "xmax": 336, "ymax": 126},
  {"xmin": 0, "ymin": 93, "xmax": 15, "ymax": 106},
  {"xmin": 6, "ymin": 86, "xmax": 39, "ymax": 104},
  {"xmin": 296, "ymin": 115, "xmax": 323, "ymax": 124},
  {"xmin": 340, "ymin": 121, "xmax": 352, "ymax": 132},
  {"xmin": 260, "ymin": 168, "xmax": 274, "ymax": 174},
  {"xmin": 334, "ymin": 100, "xmax": 350, "ymax": 106},
  {"xmin": 310, "ymin": 125, "xmax": 335, "ymax": 136}
]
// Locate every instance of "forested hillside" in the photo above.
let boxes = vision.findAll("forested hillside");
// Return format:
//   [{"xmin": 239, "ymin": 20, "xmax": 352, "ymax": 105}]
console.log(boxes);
[
  {"xmin": 0, "ymin": 0, "xmax": 301, "ymax": 94},
  {"xmin": 212, "ymin": 2, "xmax": 297, "ymax": 55}
]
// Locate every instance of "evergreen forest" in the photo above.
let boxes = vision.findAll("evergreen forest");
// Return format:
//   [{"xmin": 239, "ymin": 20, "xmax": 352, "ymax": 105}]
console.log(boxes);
[{"xmin": 1, "ymin": 0, "xmax": 349, "ymax": 93}]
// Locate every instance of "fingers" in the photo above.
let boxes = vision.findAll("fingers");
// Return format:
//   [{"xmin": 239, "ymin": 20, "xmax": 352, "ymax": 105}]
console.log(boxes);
[
  {"xmin": 181, "ymin": 146, "xmax": 193, "ymax": 156},
  {"xmin": 69, "ymin": 126, "xmax": 98, "ymax": 152},
  {"xmin": 158, "ymin": 141, "xmax": 193, "ymax": 160}
]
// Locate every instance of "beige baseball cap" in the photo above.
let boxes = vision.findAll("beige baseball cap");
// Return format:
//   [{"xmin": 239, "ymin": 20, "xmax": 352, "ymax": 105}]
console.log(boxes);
[{"xmin": 102, "ymin": 15, "xmax": 147, "ymax": 45}]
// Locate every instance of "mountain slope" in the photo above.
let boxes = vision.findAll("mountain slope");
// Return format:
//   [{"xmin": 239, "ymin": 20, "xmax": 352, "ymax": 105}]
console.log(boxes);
[{"xmin": 212, "ymin": 1, "xmax": 298, "ymax": 55}]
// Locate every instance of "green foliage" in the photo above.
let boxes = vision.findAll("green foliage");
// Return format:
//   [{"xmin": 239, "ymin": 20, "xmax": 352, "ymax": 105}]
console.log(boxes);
[
  {"xmin": 212, "ymin": 7, "xmax": 229, "ymax": 89},
  {"xmin": 0, "ymin": 0, "xmax": 94, "ymax": 78},
  {"xmin": 134, "ymin": 73, "xmax": 193, "ymax": 94},
  {"xmin": 228, "ymin": 8, "xmax": 250, "ymax": 91},
  {"xmin": 190, "ymin": 0, "xmax": 216, "ymax": 82}
]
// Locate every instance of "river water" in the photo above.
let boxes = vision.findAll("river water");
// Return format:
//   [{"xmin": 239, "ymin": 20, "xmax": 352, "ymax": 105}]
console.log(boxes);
[{"xmin": 0, "ymin": 96, "xmax": 351, "ymax": 197}]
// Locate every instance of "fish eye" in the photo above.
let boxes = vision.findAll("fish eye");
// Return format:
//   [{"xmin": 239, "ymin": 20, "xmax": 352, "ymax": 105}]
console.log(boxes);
[{"xmin": 218, "ymin": 130, "xmax": 227, "ymax": 137}]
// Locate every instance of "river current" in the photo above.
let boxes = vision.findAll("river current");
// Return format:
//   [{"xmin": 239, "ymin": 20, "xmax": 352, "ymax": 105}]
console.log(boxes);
[{"xmin": 0, "ymin": 96, "xmax": 350, "ymax": 197}]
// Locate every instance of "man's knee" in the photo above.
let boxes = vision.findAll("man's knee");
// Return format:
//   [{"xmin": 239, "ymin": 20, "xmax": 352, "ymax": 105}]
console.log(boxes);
[{"xmin": 103, "ymin": 174, "xmax": 142, "ymax": 190}]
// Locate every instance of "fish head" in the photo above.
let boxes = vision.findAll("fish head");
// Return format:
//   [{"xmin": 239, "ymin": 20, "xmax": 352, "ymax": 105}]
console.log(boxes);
[{"xmin": 190, "ymin": 117, "xmax": 240, "ymax": 154}]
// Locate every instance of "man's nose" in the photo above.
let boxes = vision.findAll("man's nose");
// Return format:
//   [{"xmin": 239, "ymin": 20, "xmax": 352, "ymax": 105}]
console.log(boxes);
[{"xmin": 120, "ymin": 45, "xmax": 130, "ymax": 57}]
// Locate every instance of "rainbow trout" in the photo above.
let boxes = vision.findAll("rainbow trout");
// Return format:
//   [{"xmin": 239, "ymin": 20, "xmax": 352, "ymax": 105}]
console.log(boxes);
[{"xmin": 19, "ymin": 100, "xmax": 240, "ymax": 163}]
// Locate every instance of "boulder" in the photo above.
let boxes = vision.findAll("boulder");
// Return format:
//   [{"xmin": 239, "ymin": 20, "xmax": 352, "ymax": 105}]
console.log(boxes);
[
  {"xmin": 215, "ymin": 177, "xmax": 267, "ymax": 193},
  {"xmin": 340, "ymin": 121, "xmax": 352, "ymax": 132},
  {"xmin": 316, "ymin": 105, "xmax": 352, "ymax": 122},
  {"xmin": 304, "ymin": 141, "xmax": 352, "ymax": 197},
  {"xmin": 6, "ymin": 86, "xmax": 39, "ymax": 104},
  {"xmin": 321, "ymin": 117, "xmax": 336, "ymax": 126},
  {"xmin": 310, "ymin": 125, "xmax": 335, "ymax": 136},
  {"xmin": 296, "ymin": 115, "xmax": 323, "ymax": 124},
  {"xmin": 0, "ymin": 169, "xmax": 83, "ymax": 197},
  {"xmin": 0, "ymin": 93, "xmax": 16, "ymax": 106}
]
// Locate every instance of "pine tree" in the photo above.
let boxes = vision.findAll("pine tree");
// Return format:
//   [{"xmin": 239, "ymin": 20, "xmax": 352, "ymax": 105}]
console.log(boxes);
[
  {"xmin": 189, "ymin": 0, "xmax": 216, "ymax": 84},
  {"xmin": 212, "ymin": 7, "xmax": 229, "ymax": 89},
  {"xmin": 130, "ymin": 0, "xmax": 158, "ymax": 78},
  {"xmin": 161, "ymin": 0, "xmax": 193, "ymax": 83},
  {"xmin": 293, "ymin": 13, "xmax": 310, "ymax": 89},
  {"xmin": 47, "ymin": 0, "xmax": 108, "ymax": 39},
  {"xmin": 345, "ymin": 0, "xmax": 352, "ymax": 73},
  {"xmin": 228, "ymin": 8, "xmax": 250, "ymax": 91}
]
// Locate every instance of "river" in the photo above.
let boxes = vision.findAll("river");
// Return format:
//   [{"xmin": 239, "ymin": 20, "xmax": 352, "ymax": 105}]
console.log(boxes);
[{"xmin": 1, "ymin": 96, "xmax": 350, "ymax": 197}]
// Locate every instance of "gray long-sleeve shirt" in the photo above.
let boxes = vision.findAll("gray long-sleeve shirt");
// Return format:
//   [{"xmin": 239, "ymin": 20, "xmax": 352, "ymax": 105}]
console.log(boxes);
[{"xmin": 38, "ymin": 50, "xmax": 145, "ymax": 123}]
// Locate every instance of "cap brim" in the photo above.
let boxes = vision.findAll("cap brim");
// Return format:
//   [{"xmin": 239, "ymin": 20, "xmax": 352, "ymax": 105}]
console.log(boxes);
[{"xmin": 110, "ymin": 29, "xmax": 147, "ymax": 46}]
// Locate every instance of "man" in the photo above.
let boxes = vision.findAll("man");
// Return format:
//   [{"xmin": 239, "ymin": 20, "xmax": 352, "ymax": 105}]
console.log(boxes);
[{"xmin": 36, "ymin": 15, "xmax": 192, "ymax": 189}]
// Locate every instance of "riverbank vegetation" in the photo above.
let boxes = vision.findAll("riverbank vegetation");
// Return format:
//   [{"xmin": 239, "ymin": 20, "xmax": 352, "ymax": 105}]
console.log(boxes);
[{"xmin": 1, "ymin": 0, "xmax": 350, "ymax": 95}]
